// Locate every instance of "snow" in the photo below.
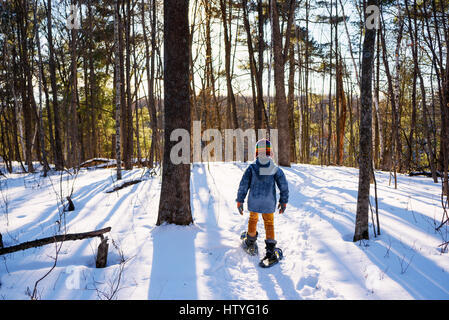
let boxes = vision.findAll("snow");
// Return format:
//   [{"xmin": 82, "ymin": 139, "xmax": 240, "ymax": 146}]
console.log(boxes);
[{"xmin": 0, "ymin": 162, "xmax": 448, "ymax": 300}]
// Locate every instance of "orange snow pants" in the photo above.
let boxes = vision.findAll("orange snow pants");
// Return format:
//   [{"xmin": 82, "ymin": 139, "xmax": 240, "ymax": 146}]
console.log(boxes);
[{"xmin": 248, "ymin": 211, "xmax": 275, "ymax": 240}]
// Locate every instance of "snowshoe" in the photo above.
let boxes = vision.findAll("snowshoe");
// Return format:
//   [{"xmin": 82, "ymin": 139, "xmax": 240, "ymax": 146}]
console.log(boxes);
[
  {"xmin": 240, "ymin": 231, "xmax": 259, "ymax": 256},
  {"xmin": 259, "ymin": 239, "xmax": 283, "ymax": 268}
]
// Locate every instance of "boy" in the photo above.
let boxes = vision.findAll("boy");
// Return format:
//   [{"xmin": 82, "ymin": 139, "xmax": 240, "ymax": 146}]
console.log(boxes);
[{"xmin": 236, "ymin": 139, "xmax": 289, "ymax": 265}]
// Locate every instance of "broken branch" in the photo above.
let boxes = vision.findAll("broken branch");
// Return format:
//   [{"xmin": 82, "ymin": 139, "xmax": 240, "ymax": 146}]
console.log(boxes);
[{"xmin": 0, "ymin": 227, "xmax": 111, "ymax": 255}]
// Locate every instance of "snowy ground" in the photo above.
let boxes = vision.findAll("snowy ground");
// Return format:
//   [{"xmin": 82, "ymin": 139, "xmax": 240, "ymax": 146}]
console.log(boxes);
[{"xmin": 0, "ymin": 162, "xmax": 448, "ymax": 300}]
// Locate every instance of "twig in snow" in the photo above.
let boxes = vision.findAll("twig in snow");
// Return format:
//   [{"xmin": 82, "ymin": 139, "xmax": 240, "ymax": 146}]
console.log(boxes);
[
  {"xmin": 397, "ymin": 254, "xmax": 414, "ymax": 274},
  {"xmin": 26, "ymin": 240, "xmax": 63, "ymax": 300},
  {"xmin": 384, "ymin": 237, "xmax": 392, "ymax": 258},
  {"xmin": 93, "ymin": 238, "xmax": 132, "ymax": 300}
]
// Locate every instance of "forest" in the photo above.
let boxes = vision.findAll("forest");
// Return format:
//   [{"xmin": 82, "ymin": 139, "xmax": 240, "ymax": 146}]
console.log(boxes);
[
  {"xmin": 0, "ymin": 0, "xmax": 449, "ymax": 301},
  {"xmin": 0, "ymin": 1, "xmax": 446, "ymax": 168},
  {"xmin": 1, "ymin": 0, "xmax": 449, "ymax": 238}
]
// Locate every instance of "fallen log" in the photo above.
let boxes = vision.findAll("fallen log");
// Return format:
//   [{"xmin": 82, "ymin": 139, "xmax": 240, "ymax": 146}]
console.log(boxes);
[
  {"xmin": 105, "ymin": 179, "xmax": 142, "ymax": 193},
  {"xmin": 409, "ymin": 171, "xmax": 443, "ymax": 178},
  {"xmin": 0, "ymin": 227, "xmax": 111, "ymax": 256},
  {"xmin": 80, "ymin": 158, "xmax": 115, "ymax": 168}
]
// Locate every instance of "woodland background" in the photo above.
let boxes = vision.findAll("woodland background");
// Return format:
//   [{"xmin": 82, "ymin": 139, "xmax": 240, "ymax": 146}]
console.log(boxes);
[{"xmin": 0, "ymin": 0, "xmax": 447, "ymax": 178}]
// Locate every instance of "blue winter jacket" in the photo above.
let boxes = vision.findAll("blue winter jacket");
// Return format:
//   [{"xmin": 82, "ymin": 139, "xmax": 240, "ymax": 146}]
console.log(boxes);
[{"xmin": 236, "ymin": 158, "xmax": 289, "ymax": 214}]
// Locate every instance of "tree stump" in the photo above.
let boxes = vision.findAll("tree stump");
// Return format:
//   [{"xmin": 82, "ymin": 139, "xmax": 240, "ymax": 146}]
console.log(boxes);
[
  {"xmin": 96, "ymin": 236, "xmax": 109, "ymax": 268},
  {"xmin": 64, "ymin": 196, "xmax": 75, "ymax": 212}
]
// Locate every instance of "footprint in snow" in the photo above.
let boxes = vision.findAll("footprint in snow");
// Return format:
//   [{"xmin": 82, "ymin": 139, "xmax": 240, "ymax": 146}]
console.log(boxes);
[{"xmin": 296, "ymin": 272, "xmax": 320, "ymax": 291}]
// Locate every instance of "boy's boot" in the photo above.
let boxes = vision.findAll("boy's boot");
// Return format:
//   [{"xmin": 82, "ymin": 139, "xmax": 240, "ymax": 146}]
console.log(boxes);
[
  {"xmin": 241, "ymin": 231, "xmax": 258, "ymax": 255},
  {"xmin": 245, "ymin": 232, "xmax": 258, "ymax": 247},
  {"xmin": 264, "ymin": 239, "xmax": 278, "ymax": 262},
  {"xmin": 260, "ymin": 238, "xmax": 283, "ymax": 267}
]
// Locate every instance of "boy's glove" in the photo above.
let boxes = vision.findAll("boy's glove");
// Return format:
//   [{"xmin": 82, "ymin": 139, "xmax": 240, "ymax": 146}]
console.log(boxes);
[
  {"xmin": 237, "ymin": 202, "xmax": 244, "ymax": 215},
  {"xmin": 278, "ymin": 203, "xmax": 287, "ymax": 214}
]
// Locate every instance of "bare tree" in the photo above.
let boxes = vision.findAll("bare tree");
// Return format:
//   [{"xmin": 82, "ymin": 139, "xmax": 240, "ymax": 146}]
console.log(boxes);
[
  {"xmin": 242, "ymin": 0, "xmax": 265, "ymax": 130},
  {"xmin": 124, "ymin": 0, "xmax": 133, "ymax": 170},
  {"xmin": 33, "ymin": 0, "xmax": 50, "ymax": 174},
  {"xmin": 47, "ymin": 0, "xmax": 64, "ymax": 170},
  {"xmin": 219, "ymin": 0, "xmax": 239, "ymax": 129},
  {"xmin": 157, "ymin": 0, "xmax": 193, "ymax": 226},
  {"xmin": 354, "ymin": 0, "xmax": 378, "ymax": 242},
  {"xmin": 114, "ymin": 0, "xmax": 122, "ymax": 180},
  {"xmin": 68, "ymin": 0, "xmax": 80, "ymax": 169},
  {"xmin": 270, "ymin": 0, "xmax": 295, "ymax": 167},
  {"xmin": 142, "ymin": 0, "xmax": 159, "ymax": 168}
]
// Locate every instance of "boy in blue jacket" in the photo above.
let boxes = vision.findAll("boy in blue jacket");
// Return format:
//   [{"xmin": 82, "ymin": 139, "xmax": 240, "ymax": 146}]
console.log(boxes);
[{"xmin": 236, "ymin": 139, "xmax": 289, "ymax": 264}]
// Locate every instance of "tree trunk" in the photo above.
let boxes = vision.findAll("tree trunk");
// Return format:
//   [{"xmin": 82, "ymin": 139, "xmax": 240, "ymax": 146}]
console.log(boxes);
[
  {"xmin": 157, "ymin": 0, "xmax": 193, "ymax": 226},
  {"xmin": 393, "ymin": 9, "xmax": 404, "ymax": 175},
  {"xmin": 354, "ymin": 0, "xmax": 377, "ymax": 242},
  {"xmin": 271, "ymin": 0, "xmax": 294, "ymax": 167},
  {"xmin": 288, "ymin": 43, "xmax": 297, "ymax": 163},
  {"xmin": 88, "ymin": 0, "xmax": 98, "ymax": 159},
  {"xmin": 124, "ymin": 0, "xmax": 133, "ymax": 170},
  {"xmin": 69, "ymin": 0, "xmax": 80, "ymax": 169},
  {"xmin": 348, "ymin": 85, "xmax": 356, "ymax": 167},
  {"xmin": 373, "ymin": 28, "xmax": 383, "ymax": 169},
  {"xmin": 336, "ymin": 60, "xmax": 347, "ymax": 165},
  {"xmin": 304, "ymin": 0, "xmax": 310, "ymax": 163},
  {"xmin": 437, "ymin": 0, "xmax": 449, "ymax": 196},
  {"xmin": 47, "ymin": 0, "xmax": 64, "ymax": 170},
  {"xmin": 422, "ymin": 0, "xmax": 449, "ymax": 191},
  {"xmin": 114, "ymin": 0, "xmax": 122, "ymax": 180},
  {"xmin": 131, "ymin": 9, "xmax": 142, "ymax": 164},
  {"xmin": 203, "ymin": 0, "xmax": 220, "ymax": 131},
  {"xmin": 119, "ymin": 0, "xmax": 126, "ymax": 170},
  {"xmin": 328, "ymin": 0, "xmax": 333, "ymax": 165},
  {"xmin": 242, "ymin": 0, "xmax": 263, "ymax": 130},
  {"xmin": 380, "ymin": 12, "xmax": 399, "ymax": 186},
  {"xmin": 17, "ymin": 1, "xmax": 34, "ymax": 173},
  {"xmin": 9, "ymin": 48, "xmax": 26, "ymax": 172},
  {"xmin": 142, "ymin": 0, "xmax": 158, "ymax": 168},
  {"xmin": 33, "ymin": 0, "xmax": 50, "ymax": 174},
  {"xmin": 219, "ymin": 0, "xmax": 238, "ymax": 129},
  {"xmin": 257, "ymin": 0, "xmax": 267, "ymax": 129},
  {"xmin": 410, "ymin": 0, "xmax": 434, "ymax": 183},
  {"xmin": 334, "ymin": 1, "xmax": 340, "ymax": 166}
]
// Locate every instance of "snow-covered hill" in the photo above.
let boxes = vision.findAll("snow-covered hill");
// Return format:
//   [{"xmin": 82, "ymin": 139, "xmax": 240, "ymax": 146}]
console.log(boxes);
[{"xmin": 0, "ymin": 162, "xmax": 448, "ymax": 299}]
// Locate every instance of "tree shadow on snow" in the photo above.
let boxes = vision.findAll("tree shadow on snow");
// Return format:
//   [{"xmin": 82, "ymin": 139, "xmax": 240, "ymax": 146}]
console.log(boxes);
[
  {"xmin": 190, "ymin": 163, "xmax": 237, "ymax": 299},
  {"xmin": 147, "ymin": 223, "xmax": 199, "ymax": 299},
  {"xmin": 284, "ymin": 166, "xmax": 449, "ymax": 299}
]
